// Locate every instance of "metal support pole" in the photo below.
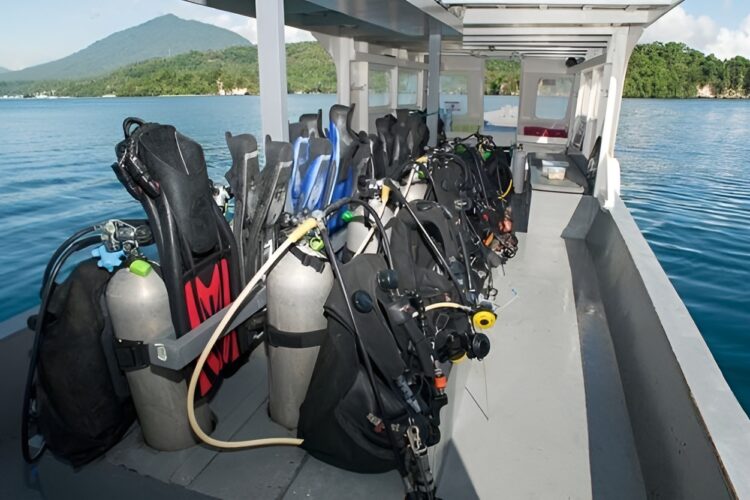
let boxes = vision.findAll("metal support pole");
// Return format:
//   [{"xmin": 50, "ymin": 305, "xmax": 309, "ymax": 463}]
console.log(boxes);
[
  {"xmin": 426, "ymin": 22, "xmax": 441, "ymax": 147},
  {"xmin": 257, "ymin": 0, "xmax": 289, "ymax": 144}
]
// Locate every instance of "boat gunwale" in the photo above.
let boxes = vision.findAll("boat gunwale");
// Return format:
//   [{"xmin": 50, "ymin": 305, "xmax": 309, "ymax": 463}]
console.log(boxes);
[{"xmin": 603, "ymin": 195, "xmax": 750, "ymax": 497}]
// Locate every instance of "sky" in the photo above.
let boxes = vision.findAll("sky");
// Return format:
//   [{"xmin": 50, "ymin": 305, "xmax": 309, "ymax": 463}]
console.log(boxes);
[{"xmin": 1, "ymin": 0, "xmax": 749, "ymax": 70}]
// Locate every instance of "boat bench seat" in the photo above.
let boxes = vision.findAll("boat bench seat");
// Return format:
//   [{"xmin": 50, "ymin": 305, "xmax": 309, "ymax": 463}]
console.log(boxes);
[{"xmin": 528, "ymin": 152, "xmax": 588, "ymax": 194}]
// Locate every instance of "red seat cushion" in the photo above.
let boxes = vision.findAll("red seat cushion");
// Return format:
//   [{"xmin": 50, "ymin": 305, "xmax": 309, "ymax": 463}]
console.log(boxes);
[{"xmin": 524, "ymin": 126, "xmax": 568, "ymax": 138}]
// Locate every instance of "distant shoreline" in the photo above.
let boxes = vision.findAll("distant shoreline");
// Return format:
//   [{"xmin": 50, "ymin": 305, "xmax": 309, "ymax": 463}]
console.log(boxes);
[{"xmin": 2, "ymin": 94, "xmax": 748, "ymax": 101}]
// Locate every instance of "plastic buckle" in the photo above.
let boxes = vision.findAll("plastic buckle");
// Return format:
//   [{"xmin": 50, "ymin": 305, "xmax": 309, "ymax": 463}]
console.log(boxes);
[{"xmin": 114, "ymin": 338, "xmax": 150, "ymax": 371}]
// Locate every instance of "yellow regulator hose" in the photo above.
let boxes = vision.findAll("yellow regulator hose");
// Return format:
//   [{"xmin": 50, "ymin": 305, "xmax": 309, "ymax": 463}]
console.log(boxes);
[{"xmin": 186, "ymin": 218, "xmax": 318, "ymax": 449}]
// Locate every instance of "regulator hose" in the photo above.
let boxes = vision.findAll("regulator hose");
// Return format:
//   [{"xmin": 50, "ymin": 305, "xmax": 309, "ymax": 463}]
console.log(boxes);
[
  {"xmin": 352, "ymin": 184, "xmax": 395, "ymax": 258},
  {"xmin": 498, "ymin": 178, "xmax": 513, "ymax": 201},
  {"xmin": 328, "ymin": 197, "xmax": 394, "ymax": 269},
  {"xmin": 22, "ymin": 235, "xmax": 103, "ymax": 463},
  {"xmin": 186, "ymin": 218, "xmax": 318, "ymax": 449},
  {"xmin": 467, "ymin": 146, "xmax": 490, "ymax": 205},
  {"xmin": 40, "ymin": 226, "xmax": 98, "ymax": 291},
  {"xmin": 418, "ymin": 302, "xmax": 473, "ymax": 315}
]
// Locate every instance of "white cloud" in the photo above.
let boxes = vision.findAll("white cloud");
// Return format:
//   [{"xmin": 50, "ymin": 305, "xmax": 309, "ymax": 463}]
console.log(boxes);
[
  {"xmin": 642, "ymin": 7, "xmax": 719, "ymax": 49},
  {"xmin": 284, "ymin": 26, "xmax": 317, "ymax": 44},
  {"xmin": 706, "ymin": 15, "xmax": 750, "ymax": 60},
  {"xmin": 643, "ymin": 6, "xmax": 750, "ymax": 60},
  {"xmin": 170, "ymin": 5, "xmax": 315, "ymax": 44}
]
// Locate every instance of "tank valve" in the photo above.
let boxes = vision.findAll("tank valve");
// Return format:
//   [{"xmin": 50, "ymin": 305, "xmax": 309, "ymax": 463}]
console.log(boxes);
[
  {"xmin": 309, "ymin": 236, "xmax": 325, "ymax": 252},
  {"xmin": 340, "ymin": 210, "xmax": 355, "ymax": 224}
]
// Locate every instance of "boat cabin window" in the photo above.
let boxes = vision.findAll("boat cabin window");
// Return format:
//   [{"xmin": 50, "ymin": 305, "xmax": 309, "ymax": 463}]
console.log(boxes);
[
  {"xmin": 535, "ymin": 77, "xmax": 574, "ymax": 121},
  {"xmin": 483, "ymin": 59, "xmax": 520, "ymax": 135},
  {"xmin": 440, "ymin": 72, "xmax": 469, "ymax": 133},
  {"xmin": 368, "ymin": 65, "xmax": 392, "ymax": 108},
  {"xmin": 397, "ymin": 70, "xmax": 419, "ymax": 108}
]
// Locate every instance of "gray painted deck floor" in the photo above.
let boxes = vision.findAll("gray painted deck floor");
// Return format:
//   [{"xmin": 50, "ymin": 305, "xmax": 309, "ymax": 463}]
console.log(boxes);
[
  {"xmin": 447, "ymin": 225, "xmax": 644, "ymax": 499},
  {"xmin": 453, "ymin": 229, "xmax": 593, "ymax": 498}
]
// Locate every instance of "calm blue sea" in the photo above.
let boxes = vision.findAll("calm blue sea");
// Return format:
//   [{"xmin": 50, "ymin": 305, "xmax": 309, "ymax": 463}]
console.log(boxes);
[{"xmin": 0, "ymin": 95, "xmax": 748, "ymax": 414}]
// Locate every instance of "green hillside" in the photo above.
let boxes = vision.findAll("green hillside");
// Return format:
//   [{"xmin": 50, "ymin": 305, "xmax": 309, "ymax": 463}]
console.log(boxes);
[
  {"xmin": 0, "ymin": 14, "xmax": 250, "ymax": 82},
  {"xmin": 485, "ymin": 43, "xmax": 750, "ymax": 98},
  {"xmin": 485, "ymin": 60, "xmax": 521, "ymax": 95},
  {"xmin": 1, "ymin": 43, "xmax": 335, "ymax": 97},
  {"xmin": 3, "ymin": 39, "xmax": 749, "ymax": 99},
  {"xmin": 624, "ymin": 42, "xmax": 750, "ymax": 98},
  {"xmin": 0, "ymin": 67, "xmax": 9, "ymax": 74}
]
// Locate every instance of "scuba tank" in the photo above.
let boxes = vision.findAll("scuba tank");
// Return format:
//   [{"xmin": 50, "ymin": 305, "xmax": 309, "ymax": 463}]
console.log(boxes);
[
  {"xmin": 345, "ymin": 197, "xmax": 395, "ymax": 256},
  {"xmin": 106, "ymin": 259, "xmax": 212, "ymax": 451},
  {"xmin": 403, "ymin": 180, "xmax": 428, "ymax": 202},
  {"xmin": 266, "ymin": 243, "xmax": 334, "ymax": 429}
]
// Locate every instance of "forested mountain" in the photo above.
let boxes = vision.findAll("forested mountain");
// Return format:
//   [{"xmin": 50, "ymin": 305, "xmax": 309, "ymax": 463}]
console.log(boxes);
[
  {"xmin": 0, "ymin": 67, "xmax": 9, "ymax": 74},
  {"xmin": 0, "ymin": 15, "xmax": 250, "ymax": 82}
]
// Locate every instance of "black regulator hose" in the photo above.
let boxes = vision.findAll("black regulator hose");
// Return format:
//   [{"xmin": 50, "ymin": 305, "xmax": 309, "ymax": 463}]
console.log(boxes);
[
  {"xmin": 40, "ymin": 226, "xmax": 98, "ymax": 292},
  {"xmin": 456, "ymin": 225, "xmax": 475, "ymax": 296},
  {"xmin": 467, "ymin": 147, "xmax": 490, "ymax": 205},
  {"xmin": 22, "ymin": 235, "xmax": 102, "ymax": 463}
]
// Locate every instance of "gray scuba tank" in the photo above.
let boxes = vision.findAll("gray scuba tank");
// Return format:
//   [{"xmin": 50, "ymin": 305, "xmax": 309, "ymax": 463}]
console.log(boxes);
[
  {"xmin": 266, "ymin": 243, "xmax": 333, "ymax": 429},
  {"xmin": 404, "ymin": 180, "xmax": 428, "ymax": 202},
  {"xmin": 106, "ymin": 259, "xmax": 211, "ymax": 451},
  {"xmin": 345, "ymin": 198, "xmax": 395, "ymax": 256}
]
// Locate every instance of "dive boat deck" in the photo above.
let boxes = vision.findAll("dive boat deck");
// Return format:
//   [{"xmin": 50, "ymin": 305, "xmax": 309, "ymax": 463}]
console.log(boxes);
[
  {"xmin": 4, "ymin": 192, "xmax": 663, "ymax": 500},
  {"xmin": 3, "ymin": 192, "xmax": 749, "ymax": 499}
]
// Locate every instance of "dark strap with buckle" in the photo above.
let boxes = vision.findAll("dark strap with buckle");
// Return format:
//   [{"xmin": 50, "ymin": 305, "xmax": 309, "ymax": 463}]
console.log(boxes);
[
  {"xmin": 114, "ymin": 338, "xmax": 150, "ymax": 371},
  {"xmin": 289, "ymin": 246, "xmax": 327, "ymax": 273}
]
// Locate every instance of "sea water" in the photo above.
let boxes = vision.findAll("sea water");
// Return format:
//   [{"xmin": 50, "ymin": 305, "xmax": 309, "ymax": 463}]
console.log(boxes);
[{"xmin": 0, "ymin": 95, "xmax": 747, "ymax": 414}]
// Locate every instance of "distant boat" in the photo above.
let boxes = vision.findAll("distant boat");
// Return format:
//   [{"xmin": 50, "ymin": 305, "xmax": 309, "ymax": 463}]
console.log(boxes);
[
  {"xmin": 101, "ymin": 93, "xmax": 117, "ymax": 98},
  {"xmin": 484, "ymin": 104, "xmax": 518, "ymax": 128}
]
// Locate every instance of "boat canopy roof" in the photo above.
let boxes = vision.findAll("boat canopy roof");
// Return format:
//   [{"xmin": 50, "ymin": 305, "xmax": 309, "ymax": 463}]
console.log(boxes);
[{"xmin": 186, "ymin": 0, "xmax": 682, "ymax": 57}]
